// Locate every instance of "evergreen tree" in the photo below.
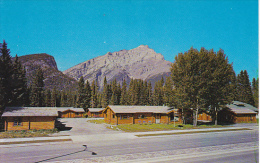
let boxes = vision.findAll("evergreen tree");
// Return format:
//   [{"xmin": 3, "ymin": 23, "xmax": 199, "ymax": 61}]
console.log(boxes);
[
  {"xmin": 147, "ymin": 81, "xmax": 153, "ymax": 105},
  {"xmin": 51, "ymin": 87, "xmax": 57, "ymax": 107},
  {"xmin": 85, "ymin": 80, "xmax": 92, "ymax": 110},
  {"xmin": 236, "ymin": 70, "xmax": 254, "ymax": 105},
  {"xmin": 101, "ymin": 76, "xmax": 109, "ymax": 108},
  {"xmin": 110, "ymin": 78, "xmax": 118, "ymax": 105},
  {"xmin": 120, "ymin": 79, "xmax": 128, "ymax": 105},
  {"xmin": 91, "ymin": 80, "xmax": 98, "ymax": 108},
  {"xmin": 0, "ymin": 40, "xmax": 13, "ymax": 110},
  {"xmin": 117, "ymin": 82, "xmax": 121, "ymax": 105},
  {"xmin": 97, "ymin": 92, "xmax": 102, "ymax": 108},
  {"xmin": 30, "ymin": 68, "xmax": 45, "ymax": 107},
  {"xmin": 10, "ymin": 55, "xmax": 28, "ymax": 106},
  {"xmin": 76, "ymin": 77, "xmax": 90, "ymax": 110},
  {"xmin": 44, "ymin": 89, "xmax": 52, "ymax": 107},
  {"xmin": 128, "ymin": 78, "xmax": 134, "ymax": 105},
  {"xmin": 252, "ymin": 78, "xmax": 258, "ymax": 108},
  {"xmin": 60, "ymin": 91, "xmax": 67, "ymax": 107},
  {"xmin": 163, "ymin": 76, "xmax": 175, "ymax": 106},
  {"xmin": 140, "ymin": 80, "xmax": 148, "ymax": 105}
]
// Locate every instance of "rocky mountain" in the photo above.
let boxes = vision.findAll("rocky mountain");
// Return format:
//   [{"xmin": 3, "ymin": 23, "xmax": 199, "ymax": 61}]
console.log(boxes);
[
  {"xmin": 63, "ymin": 45, "xmax": 172, "ymax": 88},
  {"xmin": 16, "ymin": 53, "xmax": 77, "ymax": 91}
]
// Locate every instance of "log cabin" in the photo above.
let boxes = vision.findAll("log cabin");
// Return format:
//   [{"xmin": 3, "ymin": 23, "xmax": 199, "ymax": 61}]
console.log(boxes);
[
  {"xmin": 197, "ymin": 112, "xmax": 212, "ymax": 122},
  {"xmin": 103, "ymin": 105, "xmax": 182, "ymax": 125},
  {"xmin": 218, "ymin": 101, "xmax": 258, "ymax": 123},
  {"xmin": 87, "ymin": 108, "xmax": 104, "ymax": 118},
  {"xmin": 2, "ymin": 107, "xmax": 58, "ymax": 131},
  {"xmin": 57, "ymin": 107, "xmax": 85, "ymax": 118}
]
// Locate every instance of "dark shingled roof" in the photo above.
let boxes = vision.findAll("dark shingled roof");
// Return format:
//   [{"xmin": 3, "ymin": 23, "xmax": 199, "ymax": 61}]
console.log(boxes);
[
  {"xmin": 88, "ymin": 108, "xmax": 104, "ymax": 112},
  {"xmin": 57, "ymin": 107, "xmax": 85, "ymax": 113},
  {"xmin": 226, "ymin": 101, "xmax": 258, "ymax": 114},
  {"xmin": 2, "ymin": 107, "xmax": 58, "ymax": 117},
  {"xmin": 107, "ymin": 105, "xmax": 174, "ymax": 114}
]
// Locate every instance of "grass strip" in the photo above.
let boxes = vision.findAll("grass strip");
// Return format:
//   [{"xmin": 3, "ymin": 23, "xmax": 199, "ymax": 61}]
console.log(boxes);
[
  {"xmin": 136, "ymin": 128, "xmax": 252, "ymax": 137},
  {"xmin": 0, "ymin": 138, "xmax": 72, "ymax": 145}
]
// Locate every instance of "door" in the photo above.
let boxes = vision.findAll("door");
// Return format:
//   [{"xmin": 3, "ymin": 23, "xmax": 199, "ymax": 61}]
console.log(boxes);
[{"xmin": 156, "ymin": 114, "xmax": 160, "ymax": 124}]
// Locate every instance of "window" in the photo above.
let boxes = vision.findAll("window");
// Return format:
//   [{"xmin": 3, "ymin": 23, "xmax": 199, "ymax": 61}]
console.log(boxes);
[
  {"xmin": 113, "ymin": 114, "xmax": 115, "ymax": 119},
  {"xmin": 121, "ymin": 115, "xmax": 128, "ymax": 119},
  {"xmin": 139, "ymin": 114, "xmax": 145, "ymax": 119},
  {"xmin": 13, "ymin": 118, "xmax": 22, "ymax": 126}
]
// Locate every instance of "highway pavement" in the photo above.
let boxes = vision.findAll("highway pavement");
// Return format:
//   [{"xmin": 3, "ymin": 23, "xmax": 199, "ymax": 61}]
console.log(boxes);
[{"xmin": 0, "ymin": 124, "xmax": 258, "ymax": 163}]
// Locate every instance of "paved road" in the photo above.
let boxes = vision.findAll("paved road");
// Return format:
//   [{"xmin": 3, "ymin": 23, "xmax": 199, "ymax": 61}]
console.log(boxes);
[
  {"xmin": 0, "ymin": 126, "xmax": 258, "ymax": 163},
  {"xmin": 53, "ymin": 118, "xmax": 121, "ymax": 136}
]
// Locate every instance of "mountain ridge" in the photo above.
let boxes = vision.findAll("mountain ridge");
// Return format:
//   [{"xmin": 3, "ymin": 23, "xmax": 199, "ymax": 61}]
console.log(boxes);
[
  {"xmin": 63, "ymin": 45, "xmax": 172, "ymax": 88},
  {"xmin": 16, "ymin": 53, "xmax": 78, "ymax": 91}
]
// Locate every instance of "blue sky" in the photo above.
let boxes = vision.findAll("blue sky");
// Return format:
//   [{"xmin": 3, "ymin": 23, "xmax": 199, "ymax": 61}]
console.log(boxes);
[{"xmin": 0, "ymin": 0, "xmax": 258, "ymax": 81}]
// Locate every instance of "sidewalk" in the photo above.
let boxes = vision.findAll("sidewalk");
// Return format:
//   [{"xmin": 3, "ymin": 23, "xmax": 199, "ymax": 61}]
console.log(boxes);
[{"xmin": 0, "ymin": 126, "xmax": 255, "ymax": 148}]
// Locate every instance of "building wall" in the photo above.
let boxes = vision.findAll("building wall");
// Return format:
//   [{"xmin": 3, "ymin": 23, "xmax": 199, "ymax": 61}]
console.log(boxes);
[
  {"xmin": 218, "ymin": 109, "xmax": 257, "ymax": 123},
  {"xmin": 88, "ymin": 111, "xmax": 104, "ymax": 118},
  {"xmin": 160, "ymin": 114, "xmax": 170, "ymax": 124},
  {"xmin": 235, "ymin": 114, "xmax": 257, "ymax": 123},
  {"xmin": 29, "ymin": 117, "xmax": 56, "ymax": 130},
  {"xmin": 197, "ymin": 112, "xmax": 212, "ymax": 121},
  {"xmin": 133, "ymin": 113, "xmax": 154, "ymax": 124},
  {"xmin": 60, "ymin": 111, "xmax": 84, "ymax": 118},
  {"xmin": 104, "ymin": 107, "xmax": 114, "ymax": 124},
  {"xmin": 103, "ymin": 107, "xmax": 182, "ymax": 125},
  {"xmin": 4, "ymin": 116, "xmax": 56, "ymax": 131},
  {"xmin": 117, "ymin": 114, "xmax": 134, "ymax": 125}
]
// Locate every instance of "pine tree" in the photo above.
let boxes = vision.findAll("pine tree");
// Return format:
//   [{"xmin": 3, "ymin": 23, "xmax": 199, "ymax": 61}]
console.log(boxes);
[
  {"xmin": 110, "ymin": 78, "xmax": 118, "ymax": 105},
  {"xmin": 91, "ymin": 80, "xmax": 98, "ymax": 108},
  {"xmin": 236, "ymin": 70, "xmax": 254, "ymax": 105},
  {"xmin": 60, "ymin": 91, "xmax": 67, "ymax": 107},
  {"xmin": 44, "ymin": 89, "xmax": 52, "ymax": 107},
  {"xmin": 252, "ymin": 78, "xmax": 258, "ymax": 108},
  {"xmin": 0, "ymin": 40, "xmax": 13, "ymax": 109},
  {"xmin": 51, "ymin": 87, "xmax": 57, "ymax": 107},
  {"xmin": 140, "ymin": 80, "xmax": 148, "ymax": 105},
  {"xmin": 76, "ymin": 76, "xmax": 89, "ymax": 109},
  {"xmin": 10, "ymin": 55, "xmax": 28, "ymax": 106},
  {"xmin": 147, "ymin": 81, "xmax": 153, "ymax": 105},
  {"xmin": 117, "ymin": 82, "xmax": 121, "ymax": 105},
  {"xmin": 120, "ymin": 79, "xmax": 128, "ymax": 105},
  {"xmin": 30, "ymin": 68, "xmax": 45, "ymax": 107},
  {"xmin": 101, "ymin": 76, "xmax": 109, "ymax": 108},
  {"xmin": 85, "ymin": 80, "xmax": 92, "ymax": 110},
  {"xmin": 163, "ymin": 77, "xmax": 175, "ymax": 106}
]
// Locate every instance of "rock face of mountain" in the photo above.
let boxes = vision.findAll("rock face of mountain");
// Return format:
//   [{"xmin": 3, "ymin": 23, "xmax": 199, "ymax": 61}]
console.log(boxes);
[
  {"xmin": 17, "ymin": 53, "xmax": 77, "ymax": 91},
  {"xmin": 63, "ymin": 45, "xmax": 172, "ymax": 88}
]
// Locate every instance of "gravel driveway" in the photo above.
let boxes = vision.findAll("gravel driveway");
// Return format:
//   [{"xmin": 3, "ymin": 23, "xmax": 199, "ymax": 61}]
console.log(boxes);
[{"xmin": 53, "ymin": 118, "xmax": 122, "ymax": 136}]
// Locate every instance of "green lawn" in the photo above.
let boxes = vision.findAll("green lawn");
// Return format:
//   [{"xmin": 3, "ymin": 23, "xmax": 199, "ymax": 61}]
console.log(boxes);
[
  {"xmin": 113, "ymin": 123, "xmax": 225, "ymax": 132},
  {"xmin": 0, "ymin": 129, "xmax": 58, "ymax": 139},
  {"xmin": 86, "ymin": 119, "xmax": 105, "ymax": 124}
]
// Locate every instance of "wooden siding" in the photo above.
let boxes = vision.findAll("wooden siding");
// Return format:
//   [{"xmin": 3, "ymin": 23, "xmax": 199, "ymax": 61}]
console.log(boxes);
[
  {"xmin": 160, "ymin": 114, "xmax": 169, "ymax": 124},
  {"xmin": 235, "ymin": 114, "xmax": 257, "ymax": 123},
  {"xmin": 197, "ymin": 112, "xmax": 212, "ymax": 121},
  {"xmin": 103, "ymin": 106, "xmax": 182, "ymax": 125},
  {"xmin": 218, "ymin": 109, "xmax": 257, "ymax": 123},
  {"xmin": 87, "ymin": 111, "xmax": 104, "ymax": 118},
  {"xmin": 104, "ymin": 107, "xmax": 114, "ymax": 124},
  {"xmin": 59, "ymin": 110, "xmax": 84, "ymax": 118},
  {"xmin": 133, "ymin": 113, "xmax": 154, "ymax": 124},
  {"xmin": 117, "ymin": 114, "xmax": 134, "ymax": 125},
  {"xmin": 4, "ymin": 116, "xmax": 56, "ymax": 131}
]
